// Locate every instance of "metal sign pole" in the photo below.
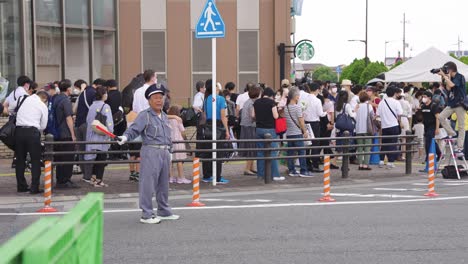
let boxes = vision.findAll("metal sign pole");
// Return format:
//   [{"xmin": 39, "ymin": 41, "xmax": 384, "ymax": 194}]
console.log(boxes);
[{"xmin": 212, "ymin": 37, "xmax": 217, "ymax": 186}]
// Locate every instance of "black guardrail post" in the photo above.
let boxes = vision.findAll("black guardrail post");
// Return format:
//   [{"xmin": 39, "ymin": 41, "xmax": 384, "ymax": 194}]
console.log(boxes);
[
  {"xmin": 44, "ymin": 134, "xmax": 54, "ymax": 184},
  {"xmin": 264, "ymin": 133, "xmax": 272, "ymax": 184},
  {"xmin": 405, "ymin": 130, "xmax": 412, "ymax": 175},
  {"xmin": 341, "ymin": 131, "xmax": 350, "ymax": 179}
]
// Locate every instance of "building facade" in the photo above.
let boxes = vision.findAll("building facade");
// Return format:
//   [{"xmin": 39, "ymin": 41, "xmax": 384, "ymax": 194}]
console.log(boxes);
[{"xmin": 0, "ymin": 0, "xmax": 291, "ymax": 105}]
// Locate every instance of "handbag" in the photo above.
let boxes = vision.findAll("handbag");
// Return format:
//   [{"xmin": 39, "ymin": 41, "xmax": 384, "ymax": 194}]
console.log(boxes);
[
  {"xmin": 335, "ymin": 103, "xmax": 355, "ymax": 132},
  {"xmin": 383, "ymin": 99, "xmax": 401, "ymax": 134},
  {"xmin": 366, "ymin": 102, "xmax": 376, "ymax": 135},
  {"xmin": 275, "ymin": 117, "xmax": 287, "ymax": 134},
  {"xmin": 0, "ymin": 95, "xmax": 28, "ymax": 150},
  {"xmin": 91, "ymin": 104, "xmax": 108, "ymax": 135}
]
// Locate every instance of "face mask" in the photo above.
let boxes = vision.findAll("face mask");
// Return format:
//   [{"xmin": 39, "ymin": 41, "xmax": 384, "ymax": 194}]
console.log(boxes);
[
  {"xmin": 422, "ymin": 98, "xmax": 428, "ymax": 103},
  {"xmin": 103, "ymin": 94, "xmax": 108, "ymax": 101},
  {"xmin": 331, "ymin": 87, "xmax": 337, "ymax": 94},
  {"xmin": 73, "ymin": 88, "xmax": 80, "ymax": 95}
]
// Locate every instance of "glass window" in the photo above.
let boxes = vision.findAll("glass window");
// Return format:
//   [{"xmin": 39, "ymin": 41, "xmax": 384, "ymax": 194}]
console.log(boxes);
[
  {"xmin": 36, "ymin": 0, "xmax": 60, "ymax": 23},
  {"xmin": 24, "ymin": 0, "xmax": 34, "ymax": 78},
  {"xmin": 93, "ymin": 30, "xmax": 115, "ymax": 80},
  {"xmin": 66, "ymin": 28, "xmax": 90, "ymax": 83},
  {"xmin": 66, "ymin": 0, "xmax": 88, "ymax": 26},
  {"xmin": 239, "ymin": 74, "xmax": 258, "ymax": 89},
  {"xmin": 93, "ymin": 0, "xmax": 115, "ymax": 28},
  {"xmin": 239, "ymin": 31, "xmax": 258, "ymax": 72},
  {"xmin": 142, "ymin": 32, "xmax": 166, "ymax": 73},
  {"xmin": 36, "ymin": 26, "xmax": 62, "ymax": 86},
  {"xmin": 192, "ymin": 32, "xmax": 212, "ymax": 72},
  {"xmin": 0, "ymin": 0, "xmax": 21, "ymax": 94}
]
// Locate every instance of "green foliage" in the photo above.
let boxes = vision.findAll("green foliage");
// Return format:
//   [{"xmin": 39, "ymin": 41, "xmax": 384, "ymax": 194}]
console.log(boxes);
[
  {"xmin": 459, "ymin": 56, "xmax": 468, "ymax": 65},
  {"xmin": 339, "ymin": 58, "xmax": 367, "ymax": 84},
  {"xmin": 390, "ymin": 60, "xmax": 403, "ymax": 70},
  {"xmin": 312, "ymin": 66, "xmax": 338, "ymax": 82},
  {"xmin": 359, "ymin": 62, "xmax": 388, "ymax": 85}
]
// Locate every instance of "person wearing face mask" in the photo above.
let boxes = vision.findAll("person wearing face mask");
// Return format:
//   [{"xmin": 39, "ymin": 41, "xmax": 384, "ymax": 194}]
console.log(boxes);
[
  {"xmin": 328, "ymin": 83, "xmax": 338, "ymax": 103},
  {"xmin": 397, "ymin": 89, "xmax": 412, "ymax": 161},
  {"xmin": 82, "ymin": 86, "xmax": 114, "ymax": 187},
  {"xmin": 420, "ymin": 91, "xmax": 441, "ymax": 167}
]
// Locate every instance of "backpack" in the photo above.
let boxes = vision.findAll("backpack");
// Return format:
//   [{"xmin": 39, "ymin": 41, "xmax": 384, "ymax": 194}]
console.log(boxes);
[
  {"xmin": 335, "ymin": 103, "xmax": 355, "ymax": 132},
  {"xmin": 45, "ymin": 96, "xmax": 66, "ymax": 140}
]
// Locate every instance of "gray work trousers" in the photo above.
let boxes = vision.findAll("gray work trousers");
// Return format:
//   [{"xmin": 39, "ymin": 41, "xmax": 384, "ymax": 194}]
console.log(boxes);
[{"xmin": 139, "ymin": 146, "xmax": 172, "ymax": 219}]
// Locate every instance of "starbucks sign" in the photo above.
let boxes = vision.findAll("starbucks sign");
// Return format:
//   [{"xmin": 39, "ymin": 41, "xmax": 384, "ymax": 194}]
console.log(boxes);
[{"xmin": 294, "ymin": 40, "xmax": 314, "ymax": 61}]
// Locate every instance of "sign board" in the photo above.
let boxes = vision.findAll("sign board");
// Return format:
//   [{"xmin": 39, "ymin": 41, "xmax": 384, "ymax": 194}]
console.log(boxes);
[
  {"xmin": 294, "ymin": 40, "xmax": 314, "ymax": 61},
  {"xmin": 195, "ymin": 0, "xmax": 225, "ymax": 39},
  {"xmin": 336, "ymin": 66, "xmax": 342, "ymax": 74}
]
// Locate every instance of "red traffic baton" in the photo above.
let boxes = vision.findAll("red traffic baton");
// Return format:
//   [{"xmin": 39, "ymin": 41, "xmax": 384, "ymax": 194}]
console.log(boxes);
[{"xmin": 95, "ymin": 123, "xmax": 117, "ymax": 139}]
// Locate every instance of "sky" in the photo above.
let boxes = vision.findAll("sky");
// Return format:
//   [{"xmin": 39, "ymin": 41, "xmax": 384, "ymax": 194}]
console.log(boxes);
[{"xmin": 295, "ymin": 0, "xmax": 468, "ymax": 66}]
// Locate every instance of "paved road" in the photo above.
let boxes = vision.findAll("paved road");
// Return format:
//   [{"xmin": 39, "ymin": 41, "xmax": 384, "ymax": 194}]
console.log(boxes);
[{"xmin": 1, "ymin": 178, "xmax": 468, "ymax": 263}]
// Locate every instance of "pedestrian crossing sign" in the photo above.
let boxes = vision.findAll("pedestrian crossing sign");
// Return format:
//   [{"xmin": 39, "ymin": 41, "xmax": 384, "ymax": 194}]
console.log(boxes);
[{"xmin": 195, "ymin": 0, "xmax": 225, "ymax": 39}]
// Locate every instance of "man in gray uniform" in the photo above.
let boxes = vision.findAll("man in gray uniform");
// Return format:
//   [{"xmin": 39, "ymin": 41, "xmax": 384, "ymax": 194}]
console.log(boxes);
[{"xmin": 117, "ymin": 84, "xmax": 180, "ymax": 224}]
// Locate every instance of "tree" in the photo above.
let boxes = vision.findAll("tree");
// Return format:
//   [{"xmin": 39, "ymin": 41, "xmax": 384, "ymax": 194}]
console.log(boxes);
[
  {"xmin": 312, "ymin": 66, "xmax": 338, "ymax": 83},
  {"xmin": 359, "ymin": 62, "xmax": 388, "ymax": 85},
  {"xmin": 389, "ymin": 60, "xmax": 403, "ymax": 70},
  {"xmin": 339, "ymin": 58, "xmax": 366, "ymax": 85}
]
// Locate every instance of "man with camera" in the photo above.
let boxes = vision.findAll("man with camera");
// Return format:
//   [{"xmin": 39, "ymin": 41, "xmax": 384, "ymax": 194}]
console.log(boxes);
[{"xmin": 436, "ymin": 61, "xmax": 466, "ymax": 154}]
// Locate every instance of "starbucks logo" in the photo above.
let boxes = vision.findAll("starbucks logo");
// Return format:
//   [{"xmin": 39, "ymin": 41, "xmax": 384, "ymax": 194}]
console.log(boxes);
[{"xmin": 295, "ymin": 41, "xmax": 314, "ymax": 61}]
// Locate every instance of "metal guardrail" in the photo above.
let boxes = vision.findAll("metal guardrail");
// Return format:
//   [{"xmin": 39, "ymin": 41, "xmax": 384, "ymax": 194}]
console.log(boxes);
[{"xmin": 41, "ymin": 130, "xmax": 417, "ymax": 184}]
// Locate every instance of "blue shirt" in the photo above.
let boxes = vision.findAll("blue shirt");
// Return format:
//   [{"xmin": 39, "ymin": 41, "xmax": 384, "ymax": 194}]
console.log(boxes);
[
  {"xmin": 75, "ymin": 86, "xmax": 96, "ymax": 127},
  {"xmin": 124, "ymin": 108, "xmax": 172, "ymax": 146},
  {"xmin": 205, "ymin": 95, "xmax": 227, "ymax": 121},
  {"xmin": 447, "ymin": 73, "xmax": 466, "ymax": 107}
]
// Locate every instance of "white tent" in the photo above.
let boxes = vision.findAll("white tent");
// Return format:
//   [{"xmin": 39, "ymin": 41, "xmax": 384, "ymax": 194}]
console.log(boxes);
[{"xmin": 384, "ymin": 47, "xmax": 468, "ymax": 82}]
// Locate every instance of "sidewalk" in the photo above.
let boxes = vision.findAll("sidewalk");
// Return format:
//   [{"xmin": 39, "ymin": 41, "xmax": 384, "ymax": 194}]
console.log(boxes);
[{"xmin": 0, "ymin": 158, "xmax": 427, "ymax": 205}]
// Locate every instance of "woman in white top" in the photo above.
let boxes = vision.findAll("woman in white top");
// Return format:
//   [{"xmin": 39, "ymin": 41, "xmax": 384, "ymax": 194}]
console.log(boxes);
[
  {"xmin": 354, "ymin": 91, "xmax": 375, "ymax": 170},
  {"xmin": 398, "ymin": 89, "xmax": 412, "ymax": 161}
]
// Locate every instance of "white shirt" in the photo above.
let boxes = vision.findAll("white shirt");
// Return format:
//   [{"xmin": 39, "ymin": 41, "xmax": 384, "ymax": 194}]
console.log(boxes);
[
  {"xmin": 5, "ymin": 86, "xmax": 27, "ymax": 114},
  {"xmin": 193, "ymin": 91, "xmax": 204, "ymax": 109},
  {"xmin": 350, "ymin": 94, "xmax": 359, "ymax": 110},
  {"xmin": 377, "ymin": 97, "xmax": 403, "ymax": 129},
  {"xmin": 16, "ymin": 94, "xmax": 48, "ymax": 131},
  {"xmin": 412, "ymin": 123, "xmax": 424, "ymax": 140},
  {"xmin": 303, "ymin": 94, "xmax": 326, "ymax": 122},
  {"xmin": 132, "ymin": 84, "xmax": 150, "ymax": 113},
  {"xmin": 399, "ymin": 98, "xmax": 412, "ymax": 118},
  {"xmin": 236, "ymin": 92, "xmax": 249, "ymax": 110}
]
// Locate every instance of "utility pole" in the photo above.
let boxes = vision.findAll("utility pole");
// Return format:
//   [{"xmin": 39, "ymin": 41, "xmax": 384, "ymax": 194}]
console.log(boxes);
[
  {"xmin": 457, "ymin": 35, "xmax": 464, "ymax": 58},
  {"xmin": 402, "ymin": 13, "xmax": 409, "ymax": 61},
  {"xmin": 365, "ymin": 0, "xmax": 368, "ymax": 66}
]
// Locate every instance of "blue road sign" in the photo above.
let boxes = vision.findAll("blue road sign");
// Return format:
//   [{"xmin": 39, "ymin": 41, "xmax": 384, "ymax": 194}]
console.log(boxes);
[
  {"xmin": 336, "ymin": 66, "xmax": 342, "ymax": 74},
  {"xmin": 195, "ymin": 0, "xmax": 225, "ymax": 39}
]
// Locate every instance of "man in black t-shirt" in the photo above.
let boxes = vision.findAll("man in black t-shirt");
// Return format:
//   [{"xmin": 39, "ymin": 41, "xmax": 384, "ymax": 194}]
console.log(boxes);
[{"xmin": 421, "ymin": 91, "xmax": 441, "ymax": 164}]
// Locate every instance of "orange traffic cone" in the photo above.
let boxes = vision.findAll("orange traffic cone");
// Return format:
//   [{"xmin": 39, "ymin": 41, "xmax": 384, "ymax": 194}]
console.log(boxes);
[{"xmin": 187, "ymin": 157, "xmax": 205, "ymax": 207}]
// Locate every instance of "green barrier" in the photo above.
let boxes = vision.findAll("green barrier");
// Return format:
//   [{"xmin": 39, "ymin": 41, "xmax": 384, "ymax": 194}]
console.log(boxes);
[
  {"xmin": 0, "ymin": 217, "xmax": 59, "ymax": 264},
  {"xmin": 23, "ymin": 192, "xmax": 104, "ymax": 264}
]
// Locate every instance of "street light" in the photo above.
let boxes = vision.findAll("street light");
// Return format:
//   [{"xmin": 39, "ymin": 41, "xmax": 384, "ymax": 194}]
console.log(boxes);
[
  {"xmin": 348, "ymin": 0, "xmax": 368, "ymax": 66},
  {"xmin": 385, "ymin": 40, "xmax": 397, "ymax": 66},
  {"xmin": 348, "ymin": 39, "xmax": 368, "ymax": 66}
]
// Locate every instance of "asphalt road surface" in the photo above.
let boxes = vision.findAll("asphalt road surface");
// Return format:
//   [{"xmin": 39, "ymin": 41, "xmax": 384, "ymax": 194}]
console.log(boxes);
[{"xmin": 1, "ymin": 178, "xmax": 468, "ymax": 264}]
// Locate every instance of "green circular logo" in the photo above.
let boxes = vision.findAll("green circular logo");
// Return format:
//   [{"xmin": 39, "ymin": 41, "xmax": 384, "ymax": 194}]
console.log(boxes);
[{"xmin": 295, "ymin": 41, "xmax": 314, "ymax": 61}]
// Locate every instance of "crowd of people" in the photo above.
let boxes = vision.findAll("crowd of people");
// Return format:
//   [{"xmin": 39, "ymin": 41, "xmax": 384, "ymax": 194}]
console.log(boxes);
[{"xmin": 4, "ymin": 61, "xmax": 466, "ymax": 193}]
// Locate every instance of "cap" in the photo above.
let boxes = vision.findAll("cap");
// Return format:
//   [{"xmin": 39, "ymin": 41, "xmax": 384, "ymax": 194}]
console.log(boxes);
[
  {"xmin": 281, "ymin": 79, "xmax": 290, "ymax": 88},
  {"xmin": 329, "ymin": 83, "xmax": 337, "ymax": 87},
  {"xmin": 341, "ymin": 79, "xmax": 352, "ymax": 86},
  {"xmin": 145, "ymin": 83, "xmax": 165, "ymax": 99}
]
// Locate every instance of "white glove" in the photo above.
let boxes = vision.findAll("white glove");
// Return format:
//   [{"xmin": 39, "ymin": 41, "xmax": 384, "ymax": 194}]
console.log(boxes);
[{"xmin": 117, "ymin": 136, "xmax": 128, "ymax": 145}]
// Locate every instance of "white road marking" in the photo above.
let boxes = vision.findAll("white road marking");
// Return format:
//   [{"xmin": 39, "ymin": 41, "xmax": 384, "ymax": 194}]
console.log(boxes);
[
  {"xmin": 200, "ymin": 198, "xmax": 272, "ymax": 203},
  {"xmin": 373, "ymin": 188, "xmax": 426, "ymax": 192},
  {"xmin": 3, "ymin": 196, "xmax": 468, "ymax": 217},
  {"xmin": 331, "ymin": 193, "xmax": 421, "ymax": 198}
]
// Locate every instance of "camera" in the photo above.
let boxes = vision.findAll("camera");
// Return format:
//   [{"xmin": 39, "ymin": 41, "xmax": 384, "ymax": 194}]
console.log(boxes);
[{"xmin": 430, "ymin": 65, "xmax": 449, "ymax": 74}]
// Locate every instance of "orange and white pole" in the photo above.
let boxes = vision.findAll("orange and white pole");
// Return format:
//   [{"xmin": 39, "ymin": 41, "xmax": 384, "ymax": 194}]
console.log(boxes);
[
  {"xmin": 37, "ymin": 160, "xmax": 58, "ymax": 212},
  {"xmin": 319, "ymin": 156, "xmax": 336, "ymax": 202},
  {"xmin": 187, "ymin": 157, "xmax": 205, "ymax": 207},
  {"xmin": 424, "ymin": 153, "xmax": 439, "ymax": 197}
]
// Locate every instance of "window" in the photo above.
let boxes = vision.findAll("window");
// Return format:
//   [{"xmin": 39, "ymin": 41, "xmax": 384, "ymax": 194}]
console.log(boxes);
[
  {"xmin": 36, "ymin": 26, "xmax": 62, "ymax": 85},
  {"xmin": 142, "ymin": 31, "xmax": 166, "ymax": 74},
  {"xmin": 192, "ymin": 32, "xmax": 212, "ymax": 97},
  {"xmin": 66, "ymin": 0, "xmax": 88, "ymax": 26},
  {"xmin": 66, "ymin": 28, "xmax": 90, "ymax": 82},
  {"xmin": 93, "ymin": 30, "xmax": 115, "ymax": 80},
  {"xmin": 238, "ymin": 31, "xmax": 259, "ymax": 88},
  {"xmin": 36, "ymin": 0, "xmax": 60, "ymax": 23},
  {"xmin": 93, "ymin": 0, "xmax": 115, "ymax": 28},
  {"xmin": 0, "ymin": 0, "xmax": 21, "ymax": 93}
]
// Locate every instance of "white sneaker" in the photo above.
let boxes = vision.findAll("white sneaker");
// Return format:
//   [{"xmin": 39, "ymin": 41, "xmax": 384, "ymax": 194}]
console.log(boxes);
[
  {"xmin": 379, "ymin": 161, "xmax": 385, "ymax": 168},
  {"xmin": 386, "ymin": 163, "xmax": 395, "ymax": 170},
  {"xmin": 273, "ymin": 176, "xmax": 286, "ymax": 181},
  {"xmin": 157, "ymin": 214, "xmax": 180, "ymax": 221},
  {"xmin": 140, "ymin": 217, "xmax": 161, "ymax": 224}
]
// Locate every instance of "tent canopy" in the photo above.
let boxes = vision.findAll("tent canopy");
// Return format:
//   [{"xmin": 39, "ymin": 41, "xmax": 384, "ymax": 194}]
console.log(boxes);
[{"xmin": 384, "ymin": 47, "xmax": 468, "ymax": 83}]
